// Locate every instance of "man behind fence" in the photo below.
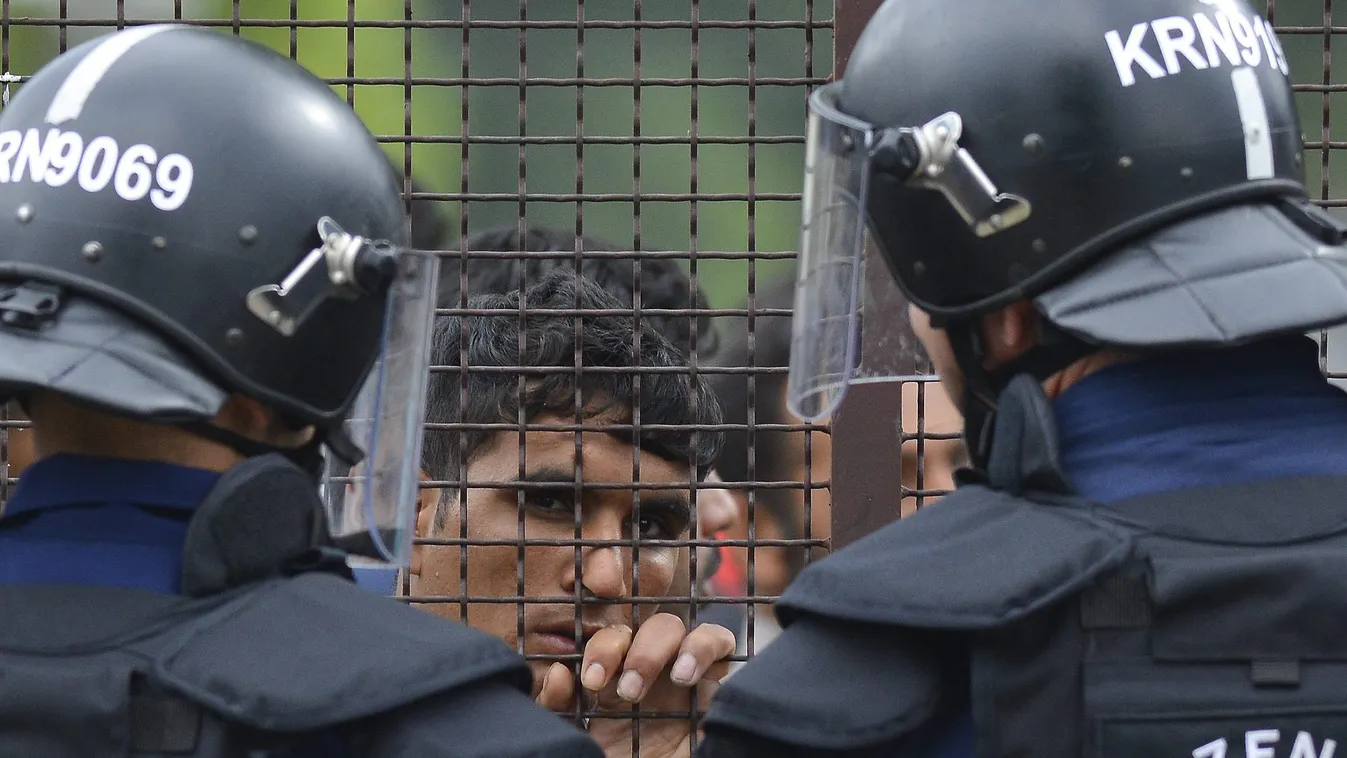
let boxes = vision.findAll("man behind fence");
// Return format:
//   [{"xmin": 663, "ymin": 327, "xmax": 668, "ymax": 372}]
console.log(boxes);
[
  {"xmin": 432, "ymin": 223, "xmax": 742, "ymax": 629},
  {"xmin": 0, "ymin": 26, "xmax": 599, "ymax": 757},
  {"xmin": 698, "ymin": 0, "xmax": 1347, "ymax": 756},
  {"xmin": 415, "ymin": 269, "xmax": 735, "ymax": 756}
]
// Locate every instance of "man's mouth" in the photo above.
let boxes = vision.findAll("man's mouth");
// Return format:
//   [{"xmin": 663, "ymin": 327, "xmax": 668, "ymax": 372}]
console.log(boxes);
[{"xmin": 530, "ymin": 621, "xmax": 603, "ymax": 657}]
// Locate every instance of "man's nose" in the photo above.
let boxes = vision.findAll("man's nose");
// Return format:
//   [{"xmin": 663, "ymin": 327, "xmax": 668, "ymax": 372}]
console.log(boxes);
[
  {"xmin": 560, "ymin": 518, "xmax": 632, "ymax": 600},
  {"xmin": 577, "ymin": 545, "xmax": 630, "ymax": 599}
]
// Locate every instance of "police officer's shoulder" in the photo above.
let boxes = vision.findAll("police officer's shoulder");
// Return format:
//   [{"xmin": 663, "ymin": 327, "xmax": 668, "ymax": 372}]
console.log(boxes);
[
  {"xmin": 700, "ymin": 477, "xmax": 1137, "ymax": 752},
  {"xmin": 343, "ymin": 672, "xmax": 604, "ymax": 758},
  {"xmin": 777, "ymin": 481, "xmax": 1134, "ymax": 632},
  {"xmin": 703, "ymin": 611, "xmax": 950, "ymax": 753},
  {"xmin": 151, "ymin": 572, "xmax": 533, "ymax": 733}
]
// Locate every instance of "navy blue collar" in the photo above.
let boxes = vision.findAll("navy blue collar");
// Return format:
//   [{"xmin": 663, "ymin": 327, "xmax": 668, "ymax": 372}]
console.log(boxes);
[
  {"xmin": 1053, "ymin": 336, "xmax": 1338, "ymax": 446},
  {"xmin": 2, "ymin": 454, "xmax": 221, "ymax": 519},
  {"xmin": 1050, "ymin": 336, "xmax": 1347, "ymax": 503}
]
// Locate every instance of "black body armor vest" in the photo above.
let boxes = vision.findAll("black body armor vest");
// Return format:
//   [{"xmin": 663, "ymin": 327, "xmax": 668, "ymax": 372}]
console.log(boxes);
[
  {"xmin": 701, "ymin": 376, "xmax": 1347, "ymax": 758},
  {"xmin": 0, "ymin": 455, "xmax": 601, "ymax": 758}
]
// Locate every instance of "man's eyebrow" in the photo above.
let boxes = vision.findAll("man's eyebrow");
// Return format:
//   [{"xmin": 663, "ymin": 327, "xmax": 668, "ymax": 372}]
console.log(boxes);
[
  {"xmin": 517, "ymin": 466, "xmax": 579, "ymax": 485},
  {"xmin": 512, "ymin": 468, "xmax": 693, "ymax": 526}
]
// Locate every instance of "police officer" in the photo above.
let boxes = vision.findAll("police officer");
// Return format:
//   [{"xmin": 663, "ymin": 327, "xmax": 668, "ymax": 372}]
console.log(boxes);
[
  {"xmin": 696, "ymin": 0, "xmax": 1347, "ymax": 755},
  {"xmin": 0, "ymin": 26, "xmax": 601, "ymax": 757}
]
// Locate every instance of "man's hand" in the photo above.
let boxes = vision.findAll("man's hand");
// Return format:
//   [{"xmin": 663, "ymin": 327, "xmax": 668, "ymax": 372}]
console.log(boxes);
[{"xmin": 536, "ymin": 612, "xmax": 736, "ymax": 757}]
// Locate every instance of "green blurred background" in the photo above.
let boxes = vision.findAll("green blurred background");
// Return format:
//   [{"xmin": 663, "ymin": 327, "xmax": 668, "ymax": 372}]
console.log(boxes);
[
  {"xmin": 2, "ymin": 0, "xmax": 1342, "ymax": 311},
  {"xmin": 3, "ymin": 0, "xmax": 836, "ymax": 308}
]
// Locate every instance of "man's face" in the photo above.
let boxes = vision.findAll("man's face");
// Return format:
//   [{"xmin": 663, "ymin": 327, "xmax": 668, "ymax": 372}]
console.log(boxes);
[
  {"xmin": 722, "ymin": 392, "xmax": 831, "ymax": 606},
  {"xmin": 907, "ymin": 304, "xmax": 965, "ymax": 405},
  {"xmin": 784, "ymin": 401, "xmax": 833, "ymax": 560},
  {"xmin": 412, "ymin": 412, "xmax": 690, "ymax": 689},
  {"xmin": 690, "ymin": 469, "xmax": 737, "ymax": 587}
]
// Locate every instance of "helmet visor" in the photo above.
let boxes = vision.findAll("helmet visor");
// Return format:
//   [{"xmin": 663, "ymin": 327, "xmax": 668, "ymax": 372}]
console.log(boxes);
[
  {"xmin": 322, "ymin": 246, "xmax": 439, "ymax": 572},
  {"xmin": 787, "ymin": 84, "xmax": 918, "ymax": 422}
]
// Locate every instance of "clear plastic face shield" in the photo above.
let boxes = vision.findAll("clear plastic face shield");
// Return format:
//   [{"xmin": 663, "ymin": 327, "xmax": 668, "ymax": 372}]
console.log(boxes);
[
  {"xmin": 786, "ymin": 83, "xmax": 1031, "ymax": 422},
  {"xmin": 248, "ymin": 217, "xmax": 438, "ymax": 576},
  {"xmin": 322, "ymin": 245, "xmax": 437, "ymax": 576}
]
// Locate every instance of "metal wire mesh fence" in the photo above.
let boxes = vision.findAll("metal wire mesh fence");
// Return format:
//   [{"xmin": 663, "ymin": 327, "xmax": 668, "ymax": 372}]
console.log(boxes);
[
  {"xmin": 0, "ymin": 0, "xmax": 833, "ymax": 751},
  {"xmin": 0, "ymin": 0, "xmax": 1342, "ymax": 753}
]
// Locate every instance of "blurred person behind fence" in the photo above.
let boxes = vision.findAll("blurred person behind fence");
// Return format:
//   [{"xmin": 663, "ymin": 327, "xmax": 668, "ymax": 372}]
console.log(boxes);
[
  {"xmin": 0, "ymin": 26, "xmax": 600, "ymax": 757},
  {"xmin": 708, "ymin": 275, "xmax": 964, "ymax": 669},
  {"xmin": 435, "ymin": 223, "xmax": 741, "ymax": 627},
  {"xmin": 414, "ymin": 269, "xmax": 735, "ymax": 757},
  {"xmin": 697, "ymin": 0, "xmax": 1347, "ymax": 756}
]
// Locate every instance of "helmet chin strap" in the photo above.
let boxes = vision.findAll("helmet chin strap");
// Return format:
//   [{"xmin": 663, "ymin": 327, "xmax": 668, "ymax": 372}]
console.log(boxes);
[{"xmin": 946, "ymin": 319, "xmax": 1094, "ymax": 471}]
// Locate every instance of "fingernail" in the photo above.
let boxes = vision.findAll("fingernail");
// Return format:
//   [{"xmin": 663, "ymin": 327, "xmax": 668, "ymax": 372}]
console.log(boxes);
[
  {"xmin": 581, "ymin": 663, "xmax": 606, "ymax": 691},
  {"xmin": 617, "ymin": 670, "xmax": 645, "ymax": 702},
  {"xmin": 671, "ymin": 653, "xmax": 698, "ymax": 684}
]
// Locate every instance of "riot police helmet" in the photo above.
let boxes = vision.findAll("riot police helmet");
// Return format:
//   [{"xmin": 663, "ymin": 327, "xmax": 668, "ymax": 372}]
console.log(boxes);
[
  {"xmin": 787, "ymin": 0, "xmax": 1347, "ymax": 429},
  {"xmin": 0, "ymin": 25, "xmax": 439, "ymax": 567}
]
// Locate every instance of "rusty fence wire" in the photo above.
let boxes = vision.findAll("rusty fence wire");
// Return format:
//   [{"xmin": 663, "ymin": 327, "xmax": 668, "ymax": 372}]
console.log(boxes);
[
  {"xmin": 0, "ymin": 0, "xmax": 1342, "ymax": 753},
  {"xmin": 0, "ymin": 0, "xmax": 835, "ymax": 752}
]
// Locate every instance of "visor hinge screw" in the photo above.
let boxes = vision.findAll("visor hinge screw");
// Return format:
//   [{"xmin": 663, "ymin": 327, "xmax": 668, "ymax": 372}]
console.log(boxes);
[
  {"xmin": 1022, "ymin": 133, "xmax": 1045, "ymax": 156},
  {"xmin": 81, "ymin": 241, "xmax": 103, "ymax": 262},
  {"xmin": 238, "ymin": 225, "xmax": 259, "ymax": 246},
  {"xmin": 1180, "ymin": 167, "xmax": 1195, "ymax": 182},
  {"xmin": 225, "ymin": 328, "xmax": 244, "ymax": 347}
]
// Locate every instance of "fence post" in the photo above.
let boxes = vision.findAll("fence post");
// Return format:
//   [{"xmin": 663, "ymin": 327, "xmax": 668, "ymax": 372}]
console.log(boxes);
[{"xmin": 827, "ymin": 0, "xmax": 904, "ymax": 552}]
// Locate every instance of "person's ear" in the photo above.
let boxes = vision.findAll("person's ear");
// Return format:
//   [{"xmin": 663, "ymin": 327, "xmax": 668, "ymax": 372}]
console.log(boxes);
[
  {"xmin": 213, "ymin": 395, "xmax": 272, "ymax": 440},
  {"xmin": 411, "ymin": 469, "xmax": 441, "ymax": 577},
  {"xmin": 978, "ymin": 299, "xmax": 1039, "ymax": 370}
]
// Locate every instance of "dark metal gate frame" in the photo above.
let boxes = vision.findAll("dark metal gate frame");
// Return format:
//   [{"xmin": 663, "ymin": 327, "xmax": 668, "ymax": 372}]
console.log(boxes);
[{"xmin": 828, "ymin": 0, "xmax": 896, "ymax": 551}]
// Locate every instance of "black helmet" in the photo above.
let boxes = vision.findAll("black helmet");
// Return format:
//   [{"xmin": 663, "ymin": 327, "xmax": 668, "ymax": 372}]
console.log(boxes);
[
  {"xmin": 0, "ymin": 25, "xmax": 410, "ymax": 462},
  {"xmin": 787, "ymin": 0, "xmax": 1347, "ymax": 429}
]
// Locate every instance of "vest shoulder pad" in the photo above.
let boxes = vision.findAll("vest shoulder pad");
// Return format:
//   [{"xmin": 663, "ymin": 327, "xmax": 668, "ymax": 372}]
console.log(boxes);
[
  {"xmin": 777, "ymin": 485, "xmax": 1134, "ymax": 629},
  {"xmin": 150, "ymin": 574, "xmax": 531, "ymax": 732},
  {"xmin": 704, "ymin": 616, "xmax": 942, "ymax": 750}
]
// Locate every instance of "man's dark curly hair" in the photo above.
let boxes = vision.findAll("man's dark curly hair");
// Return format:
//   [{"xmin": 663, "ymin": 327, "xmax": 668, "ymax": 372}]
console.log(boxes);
[
  {"xmin": 436, "ymin": 225, "xmax": 719, "ymax": 360},
  {"xmin": 422, "ymin": 268, "xmax": 724, "ymax": 495}
]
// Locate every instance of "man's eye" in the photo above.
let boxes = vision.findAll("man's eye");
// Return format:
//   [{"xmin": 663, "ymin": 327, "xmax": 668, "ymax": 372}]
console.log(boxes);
[
  {"xmin": 636, "ymin": 515, "xmax": 678, "ymax": 540},
  {"xmin": 523, "ymin": 492, "xmax": 573, "ymax": 514}
]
